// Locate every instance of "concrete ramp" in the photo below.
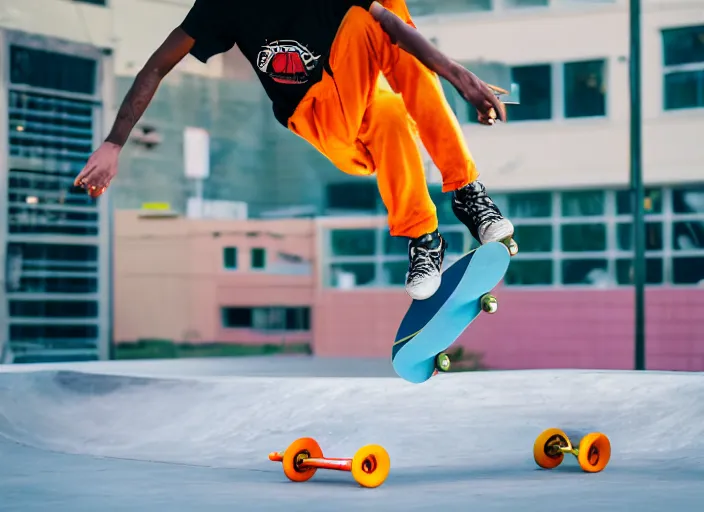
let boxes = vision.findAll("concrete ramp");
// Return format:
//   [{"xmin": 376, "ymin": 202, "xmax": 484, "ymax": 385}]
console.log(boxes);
[{"xmin": 0, "ymin": 361, "xmax": 703, "ymax": 510}]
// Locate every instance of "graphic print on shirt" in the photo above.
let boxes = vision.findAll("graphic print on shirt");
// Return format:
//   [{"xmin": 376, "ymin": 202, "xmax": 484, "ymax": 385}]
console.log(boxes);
[{"xmin": 256, "ymin": 40, "xmax": 321, "ymax": 84}]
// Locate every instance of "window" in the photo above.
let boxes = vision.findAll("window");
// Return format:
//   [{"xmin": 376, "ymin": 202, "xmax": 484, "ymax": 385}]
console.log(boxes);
[
  {"xmin": 251, "ymin": 248, "xmax": 266, "ymax": 269},
  {"xmin": 320, "ymin": 185, "xmax": 704, "ymax": 289},
  {"xmin": 671, "ymin": 185, "xmax": 704, "ymax": 284},
  {"xmin": 9, "ymin": 300, "xmax": 98, "ymax": 318},
  {"xmin": 662, "ymin": 25, "xmax": 704, "ymax": 110},
  {"xmin": 326, "ymin": 181, "xmax": 379, "ymax": 212},
  {"xmin": 223, "ymin": 247, "xmax": 237, "ymax": 270},
  {"xmin": 507, "ymin": 64, "xmax": 552, "ymax": 121},
  {"xmin": 222, "ymin": 307, "xmax": 311, "ymax": 330},
  {"xmin": 10, "ymin": 45, "xmax": 96, "ymax": 95},
  {"xmin": 330, "ymin": 229, "xmax": 376, "ymax": 256},
  {"xmin": 564, "ymin": 59, "xmax": 607, "ymax": 118}
]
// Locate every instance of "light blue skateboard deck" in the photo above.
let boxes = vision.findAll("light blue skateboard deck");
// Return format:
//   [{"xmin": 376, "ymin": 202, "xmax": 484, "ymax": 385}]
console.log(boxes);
[{"xmin": 391, "ymin": 241, "xmax": 511, "ymax": 383}]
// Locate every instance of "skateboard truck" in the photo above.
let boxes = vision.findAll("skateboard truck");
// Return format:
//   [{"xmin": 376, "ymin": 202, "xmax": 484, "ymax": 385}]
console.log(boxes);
[
  {"xmin": 269, "ymin": 437, "xmax": 390, "ymax": 488},
  {"xmin": 533, "ymin": 428, "xmax": 612, "ymax": 473}
]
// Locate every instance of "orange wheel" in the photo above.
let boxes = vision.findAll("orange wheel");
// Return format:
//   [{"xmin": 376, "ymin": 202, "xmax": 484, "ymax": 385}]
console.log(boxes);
[
  {"xmin": 577, "ymin": 433, "xmax": 611, "ymax": 473},
  {"xmin": 281, "ymin": 437, "xmax": 323, "ymax": 482},
  {"xmin": 533, "ymin": 428, "xmax": 569, "ymax": 469},
  {"xmin": 350, "ymin": 444, "xmax": 390, "ymax": 488}
]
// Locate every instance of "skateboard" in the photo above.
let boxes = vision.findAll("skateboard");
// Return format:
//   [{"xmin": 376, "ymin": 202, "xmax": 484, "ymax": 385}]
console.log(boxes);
[
  {"xmin": 391, "ymin": 240, "xmax": 517, "ymax": 384},
  {"xmin": 533, "ymin": 428, "xmax": 612, "ymax": 473},
  {"xmin": 269, "ymin": 437, "xmax": 390, "ymax": 488}
]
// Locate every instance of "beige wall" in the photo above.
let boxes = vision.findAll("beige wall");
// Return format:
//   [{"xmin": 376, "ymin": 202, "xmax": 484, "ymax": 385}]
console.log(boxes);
[{"xmin": 416, "ymin": 1, "xmax": 704, "ymax": 190}]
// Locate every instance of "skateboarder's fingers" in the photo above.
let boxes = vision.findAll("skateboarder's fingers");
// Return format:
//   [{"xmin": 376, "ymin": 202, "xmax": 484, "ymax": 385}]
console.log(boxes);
[{"xmin": 484, "ymin": 90, "xmax": 506, "ymax": 122}]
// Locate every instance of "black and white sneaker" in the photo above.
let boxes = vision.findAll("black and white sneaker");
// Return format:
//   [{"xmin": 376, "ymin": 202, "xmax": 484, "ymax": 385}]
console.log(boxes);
[
  {"xmin": 452, "ymin": 181, "xmax": 515, "ymax": 246},
  {"xmin": 405, "ymin": 230, "xmax": 447, "ymax": 300}
]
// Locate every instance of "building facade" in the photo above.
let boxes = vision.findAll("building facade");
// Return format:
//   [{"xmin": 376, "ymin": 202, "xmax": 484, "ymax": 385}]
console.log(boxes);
[{"xmin": 0, "ymin": 0, "xmax": 115, "ymax": 362}]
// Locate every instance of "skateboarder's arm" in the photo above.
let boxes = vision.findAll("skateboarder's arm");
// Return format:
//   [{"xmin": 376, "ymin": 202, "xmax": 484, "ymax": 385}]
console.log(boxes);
[
  {"xmin": 105, "ymin": 28, "xmax": 194, "ymax": 146},
  {"xmin": 368, "ymin": 2, "xmax": 506, "ymax": 122}
]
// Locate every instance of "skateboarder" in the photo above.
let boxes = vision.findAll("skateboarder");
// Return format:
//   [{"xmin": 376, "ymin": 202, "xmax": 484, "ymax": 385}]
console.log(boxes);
[{"xmin": 74, "ymin": 0, "xmax": 515, "ymax": 300}]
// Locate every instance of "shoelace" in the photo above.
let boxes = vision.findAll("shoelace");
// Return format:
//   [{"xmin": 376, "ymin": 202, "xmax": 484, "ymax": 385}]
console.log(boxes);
[
  {"xmin": 408, "ymin": 247, "xmax": 440, "ymax": 281},
  {"xmin": 456, "ymin": 184, "xmax": 502, "ymax": 226}
]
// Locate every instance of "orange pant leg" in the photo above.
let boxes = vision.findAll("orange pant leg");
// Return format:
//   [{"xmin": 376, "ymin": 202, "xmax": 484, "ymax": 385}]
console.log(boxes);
[{"xmin": 288, "ymin": 4, "xmax": 475, "ymax": 237}]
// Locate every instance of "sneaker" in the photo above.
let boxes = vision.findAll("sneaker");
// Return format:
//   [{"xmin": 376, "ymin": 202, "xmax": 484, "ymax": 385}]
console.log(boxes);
[
  {"xmin": 405, "ymin": 230, "xmax": 447, "ymax": 300},
  {"xmin": 451, "ymin": 180, "xmax": 515, "ymax": 246}
]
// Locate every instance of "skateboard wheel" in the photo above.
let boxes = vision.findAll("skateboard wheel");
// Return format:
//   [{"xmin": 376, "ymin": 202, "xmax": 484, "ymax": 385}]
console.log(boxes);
[
  {"xmin": 351, "ymin": 444, "xmax": 390, "ymax": 488},
  {"xmin": 480, "ymin": 294, "xmax": 498, "ymax": 314},
  {"xmin": 435, "ymin": 352, "xmax": 451, "ymax": 372},
  {"xmin": 281, "ymin": 437, "xmax": 323, "ymax": 482},
  {"xmin": 577, "ymin": 433, "xmax": 611, "ymax": 473},
  {"xmin": 503, "ymin": 238, "xmax": 518, "ymax": 256},
  {"xmin": 533, "ymin": 428, "xmax": 570, "ymax": 469}
]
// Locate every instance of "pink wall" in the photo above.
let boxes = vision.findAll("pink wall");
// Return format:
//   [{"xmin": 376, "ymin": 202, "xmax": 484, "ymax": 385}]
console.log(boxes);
[
  {"xmin": 314, "ymin": 287, "xmax": 704, "ymax": 371},
  {"xmin": 114, "ymin": 211, "xmax": 704, "ymax": 371}
]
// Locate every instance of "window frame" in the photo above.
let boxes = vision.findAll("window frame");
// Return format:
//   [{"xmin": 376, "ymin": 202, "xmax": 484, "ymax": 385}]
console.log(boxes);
[
  {"xmin": 661, "ymin": 25, "xmax": 704, "ymax": 112},
  {"xmin": 320, "ymin": 185, "xmax": 704, "ymax": 290}
]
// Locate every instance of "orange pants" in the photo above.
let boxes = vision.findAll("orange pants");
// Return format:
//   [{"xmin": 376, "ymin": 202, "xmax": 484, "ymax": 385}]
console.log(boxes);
[{"xmin": 288, "ymin": 2, "xmax": 478, "ymax": 238}]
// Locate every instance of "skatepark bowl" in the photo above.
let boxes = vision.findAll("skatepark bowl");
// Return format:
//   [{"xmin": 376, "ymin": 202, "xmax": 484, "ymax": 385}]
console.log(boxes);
[{"xmin": 1, "ymin": 356, "xmax": 703, "ymax": 511}]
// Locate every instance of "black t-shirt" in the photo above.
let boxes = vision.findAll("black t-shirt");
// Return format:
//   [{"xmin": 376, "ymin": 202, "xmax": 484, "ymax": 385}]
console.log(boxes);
[{"xmin": 180, "ymin": 0, "xmax": 374, "ymax": 127}]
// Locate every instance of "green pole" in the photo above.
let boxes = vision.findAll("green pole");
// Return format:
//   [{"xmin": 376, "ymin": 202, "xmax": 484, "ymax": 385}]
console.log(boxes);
[{"xmin": 629, "ymin": 0, "xmax": 646, "ymax": 370}]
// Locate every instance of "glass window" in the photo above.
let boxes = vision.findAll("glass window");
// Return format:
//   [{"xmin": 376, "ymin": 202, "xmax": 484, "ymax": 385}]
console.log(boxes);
[
  {"xmin": 616, "ymin": 188, "xmax": 663, "ymax": 215},
  {"xmin": 616, "ymin": 258, "xmax": 664, "ymax": 285},
  {"xmin": 564, "ymin": 60, "xmax": 607, "ymax": 118},
  {"xmin": 672, "ymin": 186, "xmax": 704, "ymax": 214},
  {"xmin": 561, "ymin": 224, "xmax": 607, "ymax": 252},
  {"xmin": 9, "ymin": 300, "xmax": 98, "ymax": 318},
  {"xmin": 617, "ymin": 222, "xmax": 664, "ymax": 252},
  {"xmin": 505, "ymin": 260, "xmax": 552, "ymax": 286},
  {"xmin": 662, "ymin": 26, "xmax": 704, "ymax": 110},
  {"xmin": 10, "ymin": 45, "xmax": 97, "ymax": 94},
  {"xmin": 672, "ymin": 257, "xmax": 704, "ymax": 285},
  {"xmin": 223, "ymin": 247, "xmax": 237, "ymax": 269},
  {"xmin": 662, "ymin": 25, "xmax": 704, "ymax": 67},
  {"xmin": 251, "ymin": 248, "xmax": 266, "ymax": 269},
  {"xmin": 329, "ymin": 263, "xmax": 375, "ymax": 288},
  {"xmin": 672, "ymin": 221, "xmax": 704, "ymax": 250},
  {"xmin": 507, "ymin": 192, "xmax": 552, "ymax": 218},
  {"xmin": 562, "ymin": 259, "xmax": 609, "ymax": 285},
  {"xmin": 382, "ymin": 261, "xmax": 408, "ymax": 286},
  {"xmin": 513, "ymin": 225, "xmax": 552, "ymax": 253},
  {"xmin": 507, "ymin": 64, "xmax": 552, "ymax": 121},
  {"xmin": 562, "ymin": 190, "xmax": 605, "ymax": 217},
  {"xmin": 331, "ymin": 229, "xmax": 376, "ymax": 256},
  {"xmin": 664, "ymin": 71, "xmax": 704, "ymax": 110},
  {"xmin": 430, "ymin": 186, "xmax": 461, "ymax": 225}
]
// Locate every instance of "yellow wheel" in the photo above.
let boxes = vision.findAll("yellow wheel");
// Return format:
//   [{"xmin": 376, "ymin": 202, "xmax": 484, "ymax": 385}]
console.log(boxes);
[
  {"xmin": 350, "ymin": 444, "xmax": 390, "ymax": 488},
  {"xmin": 435, "ymin": 352, "xmax": 451, "ymax": 372},
  {"xmin": 533, "ymin": 428, "xmax": 570, "ymax": 469},
  {"xmin": 577, "ymin": 433, "xmax": 611, "ymax": 473},
  {"xmin": 282, "ymin": 437, "xmax": 323, "ymax": 482},
  {"xmin": 481, "ymin": 294, "xmax": 498, "ymax": 313},
  {"xmin": 503, "ymin": 238, "xmax": 518, "ymax": 256}
]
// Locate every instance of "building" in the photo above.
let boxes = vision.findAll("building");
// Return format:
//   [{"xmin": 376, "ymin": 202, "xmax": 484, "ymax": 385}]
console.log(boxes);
[{"xmin": 0, "ymin": 0, "xmax": 116, "ymax": 363}]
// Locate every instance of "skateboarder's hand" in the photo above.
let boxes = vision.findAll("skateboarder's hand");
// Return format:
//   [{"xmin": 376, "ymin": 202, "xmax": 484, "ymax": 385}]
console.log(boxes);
[
  {"xmin": 448, "ymin": 63, "xmax": 507, "ymax": 124},
  {"xmin": 74, "ymin": 142, "xmax": 121, "ymax": 198}
]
